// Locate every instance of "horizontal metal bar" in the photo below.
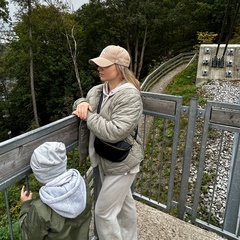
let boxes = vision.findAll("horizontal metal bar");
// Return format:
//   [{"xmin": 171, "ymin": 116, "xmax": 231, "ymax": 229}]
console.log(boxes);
[
  {"xmin": 133, "ymin": 192, "xmax": 167, "ymax": 212},
  {"xmin": 195, "ymin": 219, "xmax": 238, "ymax": 240}
]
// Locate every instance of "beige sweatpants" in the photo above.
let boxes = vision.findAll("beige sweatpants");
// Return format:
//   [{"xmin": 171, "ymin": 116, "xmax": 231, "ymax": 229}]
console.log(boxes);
[{"xmin": 95, "ymin": 170, "xmax": 138, "ymax": 240}]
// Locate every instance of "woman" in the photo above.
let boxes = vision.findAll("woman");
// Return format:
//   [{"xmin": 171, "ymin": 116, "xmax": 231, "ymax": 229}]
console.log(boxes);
[{"xmin": 73, "ymin": 45, "xmax": 143, "ymax": 240}]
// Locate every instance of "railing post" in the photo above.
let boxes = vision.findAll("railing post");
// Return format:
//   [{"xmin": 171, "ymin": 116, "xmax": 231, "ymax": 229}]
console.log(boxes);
[
  {"xmin": 223, "ymin": 133, "xmax": 240, "ymax": 235},
  {"xmin": 177, "ymin": 98, "xmax": 198, "ymax": 219},
  {"xmin": 223, "ymin": 94, "xmax": 240, "ymax": 235},
  {"xmin": 93, "ymin": 166, "xmax": 102, "ymax": 239},
  {"xmin": 4, "ymin": 189, "xmax": 14, "ymax": 240}
]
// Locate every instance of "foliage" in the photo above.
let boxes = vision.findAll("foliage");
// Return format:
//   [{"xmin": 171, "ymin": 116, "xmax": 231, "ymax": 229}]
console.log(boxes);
[
  {"xmin": 0, "ymin": 182, "xmax": 23, "ymax": 239},
  {"xmin": 0, "ymin": 45, "xmax": 11, "ymax": 140},
  {"xmin": 1, "ymin": 0, "xmax": 238, "ymax": 141},
  {"xmin": 0, "ymin": 5, "xmax": 87, "ymax": 140},
  {"xmin": 194, "ymin": 31, "xmax": 218, "ymax": 50},
  {"xmin": 0, "ymin": 215, "xmax": 20, "ymax": 240},
  {"xmin": 166, "ymin": 61, "xmax": 198, "ymax": 105},
  {"xmin": 0, "ymin": 0, "xmax": 9, "ymax": 23},
  {"xmin": 75, "ymin": 0, "xmax": 201, "ymax": 79}
]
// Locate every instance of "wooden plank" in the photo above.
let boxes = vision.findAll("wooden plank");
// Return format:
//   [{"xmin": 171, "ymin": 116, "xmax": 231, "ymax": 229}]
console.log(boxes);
[
  {"xmin": 142, "ymin": 96, "xmax": 176, "ymax": 116},
  {"xmin": 0, "ymin": 115, "xmax": 79, "ymax": 154},
  {"xmin": 210, "ymin": 108, "xmax": 240, "ymax": 128},
  {"xmin": 0, "ymin": 120, "xmax": 79, "ymax": 182}
]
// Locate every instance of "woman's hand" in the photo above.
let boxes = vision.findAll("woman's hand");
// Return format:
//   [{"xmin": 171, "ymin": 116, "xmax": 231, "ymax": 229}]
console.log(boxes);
[
  {"xmin": 72, "ymin": 102, "xmax": 93, "ymax": 120},
  {"xmin": 20, "ymin": 186, "xmax": 33, "ymax": 203}
]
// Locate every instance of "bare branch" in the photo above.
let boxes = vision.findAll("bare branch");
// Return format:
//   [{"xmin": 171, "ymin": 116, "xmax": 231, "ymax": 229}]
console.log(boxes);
[{"xmin": 65, "ymin": 25, "xmax": 83, "ymax": 97}]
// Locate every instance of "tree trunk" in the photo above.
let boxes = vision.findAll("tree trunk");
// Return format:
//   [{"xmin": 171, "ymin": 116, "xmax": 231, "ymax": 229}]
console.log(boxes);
[
  {"xmin": 134, "ymin": 37, "xmax": 139, "ymax": 77},
  {"xmin": 126, "ymin": 38, "xmax": 132, "ymax": 71},
  {"xmin": 65, "ymin": 27, "xmax": 83, "ymax": 98},
  {"xmin": 28, "ymin": 0, "xmax": 39, "ymax": 127},
  {"xmin": 137, "ymin": 25, "xmax": 148, "ymax": 80}
]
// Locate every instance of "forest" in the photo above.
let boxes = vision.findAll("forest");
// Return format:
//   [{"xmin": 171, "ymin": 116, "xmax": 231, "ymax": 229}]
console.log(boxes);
[{"xmin": 0, "ymin": 0, "xmax": 239, "ymax": 142}]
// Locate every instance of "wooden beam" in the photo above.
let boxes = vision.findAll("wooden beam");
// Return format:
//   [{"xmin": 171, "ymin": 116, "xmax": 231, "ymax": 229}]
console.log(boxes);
[
  {"xmin": 0, "ymin": 115, "xmax": 79, "ymax": 182},
  {"xmin": 210, "ymin": 108, "xmax": 240, "ymax": 128}
]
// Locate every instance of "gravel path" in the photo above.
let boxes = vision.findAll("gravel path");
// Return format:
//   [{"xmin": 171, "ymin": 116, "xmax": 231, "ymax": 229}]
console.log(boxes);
[{"xmin": 149, "ymin": 64, "xmax": 188, "ymax": 93}]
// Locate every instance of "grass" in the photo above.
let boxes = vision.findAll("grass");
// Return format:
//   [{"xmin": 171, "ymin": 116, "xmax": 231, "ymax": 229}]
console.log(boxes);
[
  {"xmin": 136, "ymin": 62, "xmax": 199, "ymax": 206},
  {"xmin": 166, "ymin": 61, "xmax": 199, "ymax": 105}
]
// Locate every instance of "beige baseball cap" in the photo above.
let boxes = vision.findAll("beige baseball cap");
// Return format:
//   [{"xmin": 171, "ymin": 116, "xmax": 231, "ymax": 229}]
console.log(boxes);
[{"xmin": 89, "ymin": 45, "xmax": 131, "ymax": 67}]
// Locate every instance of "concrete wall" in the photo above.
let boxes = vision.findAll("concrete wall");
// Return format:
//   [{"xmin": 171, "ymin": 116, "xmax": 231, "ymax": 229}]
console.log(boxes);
[{"xmin": 196, "ymin": 44, "xmax": 240, "ymax": 85}]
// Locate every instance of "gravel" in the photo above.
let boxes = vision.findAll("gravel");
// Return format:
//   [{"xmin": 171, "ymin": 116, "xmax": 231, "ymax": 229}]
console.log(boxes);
[
  {"xmin": 150, "ymin": 63, "xmax": 240, "ymax": 226},
  {"xmin": 142, "ymin": 66, "xmax": 234, "ymax": 239},
  {"xmin": 196, "ymin": 79, "xmax": 240, "ymax": 225}
]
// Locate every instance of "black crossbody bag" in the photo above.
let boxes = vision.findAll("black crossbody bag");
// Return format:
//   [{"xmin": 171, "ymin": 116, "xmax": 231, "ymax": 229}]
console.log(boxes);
[{"xmin": 94, "ymin": 92, "xmax": 138, "ymax": 162}]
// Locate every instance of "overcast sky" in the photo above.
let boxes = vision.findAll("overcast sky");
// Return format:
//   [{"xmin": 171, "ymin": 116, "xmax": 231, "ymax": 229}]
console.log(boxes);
[
  {"xmin": 8, "ymin": 0, "xmax": 89, "ymax": 19},
  {"xmin": 68, "ymin": 0, "xmax": 89, "ymax": 11}
]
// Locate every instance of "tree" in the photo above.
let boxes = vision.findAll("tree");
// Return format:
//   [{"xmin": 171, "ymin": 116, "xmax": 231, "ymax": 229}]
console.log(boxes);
[
  {"xmin": 96, "ymin": 0, "xmax": 167, "ymax": 80},
  {"xmin": 74, "ymin": 0, "xmax": 166, "ymax": 81},
  {"xmin": 0, "ymin": 48, "xmax": 11, "ymax": 141},
  {"xmin": 65, "ymin": 26, "xmax": 84, "ymax": 97},
  {"xmin": 2, "ymin": 4, "xmax": 83, "ymax": 137},
  {"xmin": 11, "ymin": 0, "xmax": 40, "ymax": 127},
  {"xmin": 0, "ymin": 0, "xmax": 9, "ymax": 23},
  {"xmin": 0, "ymin": 0, "xmax": 9, "ymax": 42},
  {"xmin": 1, "ymin": 0, "xmax": 237, "ymax": 141}
]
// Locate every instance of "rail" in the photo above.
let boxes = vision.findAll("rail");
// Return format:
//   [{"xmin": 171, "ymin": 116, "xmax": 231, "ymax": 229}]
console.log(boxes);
[{"xmin": 140, "ymin": 51, "xmax": 198, "ymax": 91}]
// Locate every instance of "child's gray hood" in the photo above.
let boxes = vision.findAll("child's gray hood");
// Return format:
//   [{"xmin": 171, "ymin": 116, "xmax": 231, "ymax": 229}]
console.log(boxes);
[{"xmin": 39, "ymin": 169, "xmax": 86, "ymax": 219}]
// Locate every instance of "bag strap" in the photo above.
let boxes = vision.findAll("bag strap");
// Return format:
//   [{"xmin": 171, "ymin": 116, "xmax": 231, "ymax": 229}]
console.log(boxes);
[
  {"xmin": 97, "ymin": 92, "xmax": 104, "ymax": 114},
  {"xmin": 97, "ymin": 91, "xmax": 138, "ymax": 140},
  {"xmin": 134, "ymin": 126, "xmax": 138, "ymax": 140}
]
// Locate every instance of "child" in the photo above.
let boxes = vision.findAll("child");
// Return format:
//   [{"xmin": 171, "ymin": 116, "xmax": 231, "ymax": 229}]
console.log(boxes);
[{"xmin": 20, "ymin": 142, "xmax": 92, "ymax": 240}]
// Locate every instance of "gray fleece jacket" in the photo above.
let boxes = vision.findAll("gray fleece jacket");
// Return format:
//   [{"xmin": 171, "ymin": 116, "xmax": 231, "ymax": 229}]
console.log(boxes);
[{"xmin": 73, "ymin": 81, "xmax": 144, "ymax": 175}]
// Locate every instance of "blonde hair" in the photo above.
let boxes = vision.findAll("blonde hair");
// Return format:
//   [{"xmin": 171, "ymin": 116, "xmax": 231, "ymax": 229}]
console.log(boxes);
[{"xmin": 116, "ymin": 65, "xmax": 140, "ymax": 91}]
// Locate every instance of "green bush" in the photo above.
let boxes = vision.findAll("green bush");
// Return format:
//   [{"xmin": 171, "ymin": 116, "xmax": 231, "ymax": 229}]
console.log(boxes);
[{"xmin": 0, "ymin": 215, "xmax": 20, "ymax": 240}]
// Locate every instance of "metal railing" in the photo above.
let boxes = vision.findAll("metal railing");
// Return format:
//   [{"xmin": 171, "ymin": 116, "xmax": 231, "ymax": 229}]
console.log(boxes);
[
  {"xmin": 134, "ymin": 94, "xmax": 240, "ymax": 240},
  {"xmin": 1, "ymin": 52, "xmax": 240, "ymax": 240},
  {"xmin": 140, "ymin": 51, "xmax": 198, "ymax": 91},
  {"xmin": 1, "ymin": 91, "xmax": 240, "ymax": 239}
]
